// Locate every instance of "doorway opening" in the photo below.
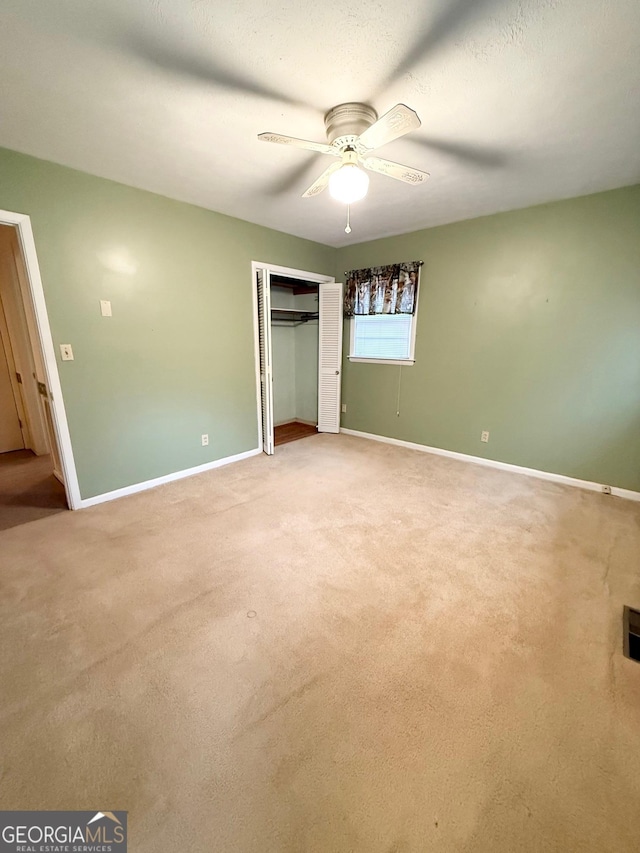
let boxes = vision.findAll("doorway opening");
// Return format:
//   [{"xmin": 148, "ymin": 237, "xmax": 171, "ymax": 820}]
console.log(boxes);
[
  {"xmin": 252, "ymin": 263, "xmax": 343, "ymax": 455},
  {"xmin": 271, "ymin": 274, "xmax": 319, "ymax": 447},
  {"xmin": 0, "ymin": 211, "xmax": 80, "ymax": 524},
  {"xmin": 0, "ymin": 223, "xmax": 66, "ymax": 528}
]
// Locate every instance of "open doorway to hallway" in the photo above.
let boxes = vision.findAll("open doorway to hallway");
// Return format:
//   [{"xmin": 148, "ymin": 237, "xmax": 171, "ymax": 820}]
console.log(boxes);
[
  {"xmin": 0, "ymin": 450, "xmax": 67, "ymax": 530},
  {"xmin": 0, "ymin": 223, "xmax": 68, "ymax": 530}
]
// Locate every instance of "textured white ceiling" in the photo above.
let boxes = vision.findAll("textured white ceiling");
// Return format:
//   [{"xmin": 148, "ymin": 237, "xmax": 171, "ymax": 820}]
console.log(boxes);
[{"xmin": 0, "ymin": 0, "xmax": 638, "ymax": 247}]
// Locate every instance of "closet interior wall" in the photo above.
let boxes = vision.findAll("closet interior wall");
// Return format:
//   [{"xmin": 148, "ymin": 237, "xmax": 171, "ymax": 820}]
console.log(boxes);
[{"xmin": 270, "ymin": 283, "xmax": 319, "ymax": 428}]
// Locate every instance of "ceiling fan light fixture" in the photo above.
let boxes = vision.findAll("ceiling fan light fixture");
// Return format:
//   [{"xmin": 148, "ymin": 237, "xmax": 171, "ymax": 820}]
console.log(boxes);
[
  {"xmin": 329, "ymin": 163, "xmax": 369, "ymax": 204},
  {"xmin": 260, "ymin": 103, "xmax": 428, "ymax": 205}
]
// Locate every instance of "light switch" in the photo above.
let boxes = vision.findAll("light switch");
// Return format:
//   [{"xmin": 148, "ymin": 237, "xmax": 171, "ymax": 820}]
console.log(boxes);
[
  {"xmin": 100, "ymin": 300, "xmax": 112, "ymax": 317},
  {"xmin": 60, "ymin": 344, "xmax": 74, "ymax": 361}
]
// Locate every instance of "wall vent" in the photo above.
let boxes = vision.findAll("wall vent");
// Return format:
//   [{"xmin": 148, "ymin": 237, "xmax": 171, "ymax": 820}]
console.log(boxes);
[{"xmin": 623, "ymin": 606, "xmax": 640, "ymax": 662}]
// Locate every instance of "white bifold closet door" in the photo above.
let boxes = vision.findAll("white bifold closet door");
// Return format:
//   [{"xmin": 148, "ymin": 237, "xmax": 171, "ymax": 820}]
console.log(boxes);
[
  {"xmin": 256, "ymin": 269, "xmax": 274, "ymax": 455},
  {"xmin": 317, "ymin": 282, "xmax": 343, "ymax": 433}
]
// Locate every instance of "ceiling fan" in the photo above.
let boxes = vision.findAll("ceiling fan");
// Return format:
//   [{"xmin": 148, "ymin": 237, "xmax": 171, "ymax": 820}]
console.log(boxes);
[{"xmin": 258, "ymin": 103, "xmax": 429, "ymax": 206}]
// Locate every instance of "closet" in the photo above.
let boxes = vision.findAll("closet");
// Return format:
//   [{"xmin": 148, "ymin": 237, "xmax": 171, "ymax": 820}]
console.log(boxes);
[
  {"xmin": 270, "ymin": 275, "xmax": 318, "ymax": 446},
  {"xmin": 255, "ymin": 267, "xmax": 342, "ymax": 455}
]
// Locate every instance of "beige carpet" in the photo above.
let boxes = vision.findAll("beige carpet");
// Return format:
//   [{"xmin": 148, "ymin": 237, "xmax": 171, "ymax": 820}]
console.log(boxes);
[
  {"xmin": 0, "ymin": 449, "xmax": 67, "ymax": 530},
  {"xmin": 1, "ymin": 434, "xmax": 639, "ymax": 851}
]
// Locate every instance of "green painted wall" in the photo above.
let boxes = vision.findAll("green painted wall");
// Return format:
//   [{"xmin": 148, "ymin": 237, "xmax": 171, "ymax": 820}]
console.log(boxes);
[
  {"xmin": 0, "ymin": 147, "xmax": 334, "ymax": 498},
  {"xmin": 337, "ymin": 186, "xmax": 640, "ymax": 492},
  {"xmin": 2, "ymin": 143, "xmax": 637, "ymax": 498}
]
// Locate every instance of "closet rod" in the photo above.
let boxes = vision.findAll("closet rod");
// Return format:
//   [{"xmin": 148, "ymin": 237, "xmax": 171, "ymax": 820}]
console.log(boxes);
[{"xmin": 270, "ymin": 308, "xmax": 318, "ymax": 325}]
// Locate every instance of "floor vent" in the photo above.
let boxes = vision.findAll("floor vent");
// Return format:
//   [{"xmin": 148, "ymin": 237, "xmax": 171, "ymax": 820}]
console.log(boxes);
[{"xmin": 623, "ymin": 606, "xmax": 640, "ymax": 662}]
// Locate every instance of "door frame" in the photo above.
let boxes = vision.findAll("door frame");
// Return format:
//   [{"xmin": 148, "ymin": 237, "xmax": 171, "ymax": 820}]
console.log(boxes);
[
  {"xmin": 251, "ymin": 261, "xmax": 335, "ymax": 452},
  {"xmin": 0, "ymin": 209, "xmax": 81, "ymax": 509}
]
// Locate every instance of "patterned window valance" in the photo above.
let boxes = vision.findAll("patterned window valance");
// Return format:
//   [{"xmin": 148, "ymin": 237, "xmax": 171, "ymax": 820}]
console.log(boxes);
[{"xmin": 344, "ymin": 261, "xmax": 422, "ymax": 316}]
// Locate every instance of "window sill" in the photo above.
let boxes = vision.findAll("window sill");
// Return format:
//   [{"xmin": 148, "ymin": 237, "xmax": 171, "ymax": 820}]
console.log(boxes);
[{"xmin": 348, "ymin": 357, "xmax": 415, "ymax": 366}]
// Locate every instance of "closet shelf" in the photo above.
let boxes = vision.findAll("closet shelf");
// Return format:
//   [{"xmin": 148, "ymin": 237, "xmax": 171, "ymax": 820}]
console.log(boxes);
[{"xmin": 271, "ymin": 308, "xmax": 319, "ymax": 326}]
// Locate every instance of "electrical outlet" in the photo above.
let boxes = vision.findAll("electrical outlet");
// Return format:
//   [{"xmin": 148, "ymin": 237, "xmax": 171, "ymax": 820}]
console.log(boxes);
[
  {"xmin": 602, "ymin": 485, "xmax": 612, "ymax": 495},
  {"xmin": 341, "ymin": 403, "xmax": 347, "ymax": 413},
  {"xmin": 481, "ymin": 430, "xmax": 489, "ymax": 443},
  {"xmin": 60, "ymin": 344, "xmax": 74, "ymax": 361},
  {"xmin": 201, "ymin": 434, "xmax": 209, "ymax": 446}
]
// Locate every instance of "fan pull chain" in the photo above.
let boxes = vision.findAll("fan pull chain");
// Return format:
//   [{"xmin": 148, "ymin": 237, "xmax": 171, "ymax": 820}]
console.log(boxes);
[{"xmin": 345, "ymin": 205, "xmax": 351, "ymax": 234}]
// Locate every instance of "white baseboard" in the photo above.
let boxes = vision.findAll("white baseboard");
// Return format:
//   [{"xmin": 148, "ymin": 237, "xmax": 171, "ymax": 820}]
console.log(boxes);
[
  {"xmin": 340, "ymin": 428, "xmax": 640, "ymax": 502},
  {"xmin": 78, "ymin": 447, "xmax": 262, "ymax": 509}
]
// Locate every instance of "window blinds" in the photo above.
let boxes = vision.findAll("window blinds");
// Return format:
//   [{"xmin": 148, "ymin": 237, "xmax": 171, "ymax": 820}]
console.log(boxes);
[{"xmin": 352, "ymin": 314, "xmax": 413, "ymax": 360}]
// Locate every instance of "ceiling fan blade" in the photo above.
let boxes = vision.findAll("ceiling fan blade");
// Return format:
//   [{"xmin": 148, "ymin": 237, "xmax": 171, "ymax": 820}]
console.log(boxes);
[
  {"xmin": 121, "ymin": 32, "xmax": 303, "ymax": 107},
  {"xmin": 258, "ymin": 133, "xmax": 337, "ymax": 156},
  {"xmin": 265, "ymin": 155, "xmax": 318, "ymax": 195},
  {"xmin": 361, "ymin": 156, "xmax": 430, "ymax": 185},
  {"xmin": 302, "ymin": 162, "xmax": 343, "ymax": 198},
  {"xmin": 406, "ymin": 136, "xmax": 507, "ymax": 168},
  {"xmin": 375, "ymin": 0, "xmax": 499, "ymax": 93},
  {"xmin": 358, "ymin": 104, "xmax": 421, "ymax": 151}
]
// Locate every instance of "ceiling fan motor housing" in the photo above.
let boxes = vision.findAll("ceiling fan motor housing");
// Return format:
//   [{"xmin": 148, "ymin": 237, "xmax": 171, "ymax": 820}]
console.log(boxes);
[{"xmin": 324, "ymin": 103, "xmax": 378, "ymax": 148}]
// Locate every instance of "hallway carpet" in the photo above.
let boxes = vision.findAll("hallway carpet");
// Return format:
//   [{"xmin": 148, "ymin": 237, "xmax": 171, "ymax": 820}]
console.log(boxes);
[
  {"xmin": 0, "ymin": 449, "xmax": 67, "ymax": 531},
  {"xmin": 1, "ymin": 434, "xmax": 639, "ymax": 851}
]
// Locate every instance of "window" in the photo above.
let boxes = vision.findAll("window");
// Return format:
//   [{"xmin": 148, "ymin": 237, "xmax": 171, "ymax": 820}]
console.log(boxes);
[
  {"xmin": 345, "ymin": 260, "xmax": 421, "ymax": 365},
  {"xmin": 349, "ymin": 311, "xmax": 418, "ymax": 365}
]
